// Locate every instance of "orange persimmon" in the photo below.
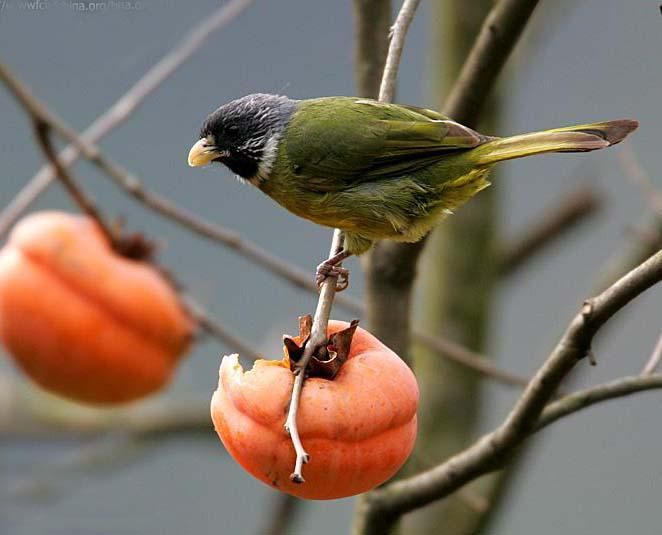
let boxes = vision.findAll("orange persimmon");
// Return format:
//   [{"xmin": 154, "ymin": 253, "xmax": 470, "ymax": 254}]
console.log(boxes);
[
  {"xmin": 211, "ymin": 320, "xmax": 419, "ymax": 499},
  {"xmin": 0, "ymin": 211, "xmax": 193, "ymax": 404}
]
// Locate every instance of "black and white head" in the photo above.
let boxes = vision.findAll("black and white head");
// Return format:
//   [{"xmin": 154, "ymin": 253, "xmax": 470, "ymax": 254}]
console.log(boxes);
[{"xmin": 188, "ymin": 93, "xmax": 297, "ymax": 184}]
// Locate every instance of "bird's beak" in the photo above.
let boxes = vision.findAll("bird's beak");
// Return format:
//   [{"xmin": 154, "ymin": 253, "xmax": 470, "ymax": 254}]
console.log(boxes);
[{"xmin": 188, "ymin": 138, "xmax": 223, "ymax": 167}]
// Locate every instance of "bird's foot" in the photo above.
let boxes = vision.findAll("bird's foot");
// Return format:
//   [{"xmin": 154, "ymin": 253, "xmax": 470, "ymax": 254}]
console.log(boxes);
[{"xmin": 315, "ymin": 250, "xmax": 351, "ymax": 292}]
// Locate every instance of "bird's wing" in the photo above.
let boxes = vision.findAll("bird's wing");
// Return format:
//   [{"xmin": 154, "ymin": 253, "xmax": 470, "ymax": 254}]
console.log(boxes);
[{"xmin": 283, "ymin": 98, "xmax": 483, "ymax": 192}]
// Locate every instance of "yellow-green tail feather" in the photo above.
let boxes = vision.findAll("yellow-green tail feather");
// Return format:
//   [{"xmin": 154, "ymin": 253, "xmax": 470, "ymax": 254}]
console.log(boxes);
[{"xmin": 473, "ymin": 119, "xmax": 638, "ymax": 166}]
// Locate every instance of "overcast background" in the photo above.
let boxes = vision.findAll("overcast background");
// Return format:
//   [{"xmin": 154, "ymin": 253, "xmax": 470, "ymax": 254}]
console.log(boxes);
[{"xmin": 1, "ymin": 1, "xmax": 661, "ymax": 534}]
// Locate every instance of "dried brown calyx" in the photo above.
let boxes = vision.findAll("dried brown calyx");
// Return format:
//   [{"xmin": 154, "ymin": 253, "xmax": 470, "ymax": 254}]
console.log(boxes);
[{"xmin": 283, "ymin": 315, "xmax": 359, "ymax": 379}]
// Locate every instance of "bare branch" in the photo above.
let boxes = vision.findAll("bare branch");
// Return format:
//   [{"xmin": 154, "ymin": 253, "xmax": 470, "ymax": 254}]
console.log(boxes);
[
  {"xmin": 379, "ymin": 0, "xmax": 422, "ymax": 103},
  {"xmin": 497, "ymin": 188, "xmax": 603, "ymax": 277},
  {"xmin": 537, "ymin": 374, "xmax": 662, "ymax": 431},
  {"xmin": 413, "ymin": 331, "xmax": 529, "ymax": 388},
  {"xmin": 284, "ymin": 229, "xmax": 345, "ymax": 483},
  {"xmin": 443, "ymin": 0, "xmax": 541, "ymax": 124},
  {"xmin": 0, "ymin": 0, "xmax": 254, "ymax": 239},
  {"xmin": 641, "ymin": 330, "xmax": 662, "ymax": 376},
  {"xmin": 354, "ymin": 249, "xmax": 662, "ymax": 533}
]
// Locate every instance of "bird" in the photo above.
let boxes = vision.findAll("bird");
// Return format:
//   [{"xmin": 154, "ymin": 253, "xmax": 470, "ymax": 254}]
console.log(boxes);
[{"xmin": 188, "ymin": 93, "xmax": 637, "ymax": 289}]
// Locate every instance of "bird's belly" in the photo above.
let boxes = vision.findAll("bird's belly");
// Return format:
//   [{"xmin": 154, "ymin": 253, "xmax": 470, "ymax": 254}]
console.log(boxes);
[{"xmin": 260, "ymin": 166, "xmax": 492, "ymax": 242}]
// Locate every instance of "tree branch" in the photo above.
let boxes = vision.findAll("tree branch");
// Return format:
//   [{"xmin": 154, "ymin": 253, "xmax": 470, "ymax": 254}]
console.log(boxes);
[
  {"xmin": 284, "ymin": 229, "xmax": 345, "ymax": 483},
  {"xmin": 379, "ymin": 0, "xmax": 422, "ymax": 102},
  {"xmin": 442, "ymin": 0, "xmax": 541, "ymax": 124},
  {"xmin": 354, "ymin": 249, "xmax": 662, "ymax": 533},
  {"xmin": 413, "ymin": 330, "xmax": 529, "ymax": 388},
  {"xmin": 0, "ymin": 0, "xmax": 254, "ymax": 240},
  {"xmin": 536, "ymin": 374, "xmax": 662, "ymax": 431}
]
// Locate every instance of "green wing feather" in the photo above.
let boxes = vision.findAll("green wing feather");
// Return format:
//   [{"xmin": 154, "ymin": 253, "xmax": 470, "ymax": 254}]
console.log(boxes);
[{"xmin": 282, "ymin": 97, "xmax": 482, "ymax": 192}]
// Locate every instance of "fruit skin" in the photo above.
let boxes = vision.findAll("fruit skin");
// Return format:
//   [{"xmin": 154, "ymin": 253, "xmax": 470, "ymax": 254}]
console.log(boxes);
[
  {"xmin": 210, "ymin": 320, "xmax": 419, "ymax": 500},
  {"xmin": 0, "ymin": 212, "xmax": 193, "ymax": 404}
]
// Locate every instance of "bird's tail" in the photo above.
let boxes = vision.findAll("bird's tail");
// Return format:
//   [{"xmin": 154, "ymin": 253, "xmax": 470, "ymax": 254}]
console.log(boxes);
[{"xmin": 473, "ymin": 119, "xmax": 638, "ymax": 166}]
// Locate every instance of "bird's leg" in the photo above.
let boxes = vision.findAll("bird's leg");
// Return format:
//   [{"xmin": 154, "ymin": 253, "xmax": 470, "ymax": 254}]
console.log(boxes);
[{"xmin": 315, "ymin": 249, "xmax": 352, "ymax": 292}]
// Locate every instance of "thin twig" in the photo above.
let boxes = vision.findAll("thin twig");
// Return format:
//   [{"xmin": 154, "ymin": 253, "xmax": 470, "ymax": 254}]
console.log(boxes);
[
  {"xmin": 355, "ymin": 249, "xmax": 662, "ymax": 533},
  {"xmin": 537, "ymin": 374, "xmax": 662, "ymax": 431},
  {"xmin": 284, "ymin": 229, "xmax": 345, "ymax": 483},
  {"xmin": 0, "ymin": 0, "xmax": 254, "ymax": 239},
  {"xmin": 0, "ymin": 56, "xmax": 527, "ymax": 389},
  {"xmin": 641, "ymin": 330, "xmax": 662, "ymax": 376},
  {"xmin": 413, "ymin": 331, "xmax": 529, "ymax": 388},
  {"xmin": 378, "ymin": 0, "xmax": 422, "ymax": 102},
  {"xmin": 497, "ymin": 188, "xmax": 603, "ymax": 277},
  {"xmin": 31, "ymin": 120, "xmax": 119, "ymax": 248}
]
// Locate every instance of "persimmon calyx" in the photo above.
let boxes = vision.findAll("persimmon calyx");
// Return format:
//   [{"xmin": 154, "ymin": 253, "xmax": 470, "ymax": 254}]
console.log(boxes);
[{"xmin": 283, "ymin": 316, "xmax": 359, "ymax": 380}]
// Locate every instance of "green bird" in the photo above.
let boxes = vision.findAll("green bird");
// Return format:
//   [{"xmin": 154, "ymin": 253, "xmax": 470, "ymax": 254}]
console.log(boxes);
[{"xmin": 188, "ymin": 94, "xmax": 637, "ymax": 288}]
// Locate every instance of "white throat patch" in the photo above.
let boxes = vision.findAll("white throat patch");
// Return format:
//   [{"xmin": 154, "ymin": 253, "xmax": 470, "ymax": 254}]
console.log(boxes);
[{"xmin": 249, "ymin": 131, "xmax": 281, "ymax": 185}]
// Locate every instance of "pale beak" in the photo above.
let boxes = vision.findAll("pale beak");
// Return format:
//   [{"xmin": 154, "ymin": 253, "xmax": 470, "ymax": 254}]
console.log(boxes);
[{"xmin": 188, "ymin": 138, "xmax": 224, "ymax": 167}]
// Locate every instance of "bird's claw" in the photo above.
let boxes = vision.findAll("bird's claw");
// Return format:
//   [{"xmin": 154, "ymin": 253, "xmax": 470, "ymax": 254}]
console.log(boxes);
[{"xmin": 315, "ymin": 262, "xmax": 349, "ymax": 292}]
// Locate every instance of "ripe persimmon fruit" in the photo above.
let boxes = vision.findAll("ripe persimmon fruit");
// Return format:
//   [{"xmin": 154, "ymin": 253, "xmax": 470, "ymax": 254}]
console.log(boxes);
[
  {"xmin": 211, "ymin": 320, "xmax": 419, "ymax": 499},
  {"xmin": 0, "ymin": 211, "xmax": 193, "ymax": 404}
]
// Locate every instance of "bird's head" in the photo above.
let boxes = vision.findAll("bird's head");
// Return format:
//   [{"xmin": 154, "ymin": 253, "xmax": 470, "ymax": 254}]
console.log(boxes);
[{"xmin": 188, "ymin": 93, "xmax": 297, "ymax": 184}]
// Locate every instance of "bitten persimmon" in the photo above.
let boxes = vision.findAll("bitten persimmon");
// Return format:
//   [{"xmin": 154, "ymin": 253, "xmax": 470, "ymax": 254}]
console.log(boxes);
[
  {"xmin": 0, "ymin": 212, "xmax": 193, "ymax": 404},
  {"xmin": 211, "ymin": 320, "xmax": 419, "ymax": 499}
]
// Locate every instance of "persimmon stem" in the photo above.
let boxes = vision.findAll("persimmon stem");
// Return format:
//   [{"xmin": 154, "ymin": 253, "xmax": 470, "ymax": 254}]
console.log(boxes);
[{"xmin": 285, "ymin": 228, "xmax": 345, "ymax": 483}]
